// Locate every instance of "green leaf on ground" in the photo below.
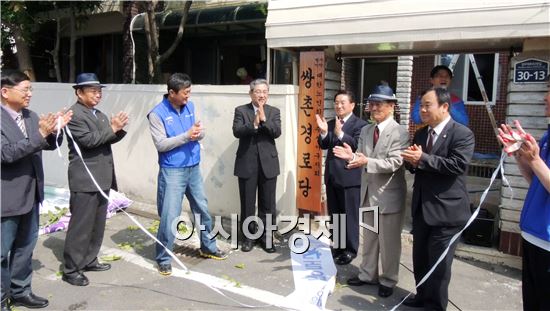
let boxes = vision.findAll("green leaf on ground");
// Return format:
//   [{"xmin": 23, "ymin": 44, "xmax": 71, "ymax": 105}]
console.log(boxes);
[
  {"xmin": 100, "ymin": 255, "xmax": 122, "ymax": 262},
  {"xmin": 222, "ymin": 275, "xmax": 242, "ymax": 288},
  {"xmin": 117, "ymin": 242, "xmax": 143, "ymax": 251},
  {"xmin": 234, "ymin": 263, "xmax": 245, "ymax": 269},
  {"xmin": 117, "ymin": 242, "xmax": 133, "ymax": 251},
  {"xmin": 127, "ymin": 225, "xmax": 139, "ymax": 231},
  {"xmin": 147, "ymin": 220, "xmax": 160, "ymax": 234},
  {"xmin": 55, "ymin": 271, "xmax": 62, "ymax": 277}
]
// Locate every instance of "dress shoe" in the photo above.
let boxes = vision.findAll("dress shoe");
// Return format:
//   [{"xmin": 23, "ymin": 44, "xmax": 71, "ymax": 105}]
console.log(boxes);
[
  {"xmin": 335, "ymin": 252, "xmax": 355, "ymax": 265},
  {"xmin": 84, "ymin": 262, "xmax": 111, "ymax": 272},
  {"xmin": 402, "ymin": 295, "xmax": 424, "ymax": 308},
  {"xmin": 241, "ymin": 240, "xmax": 254, "ymax": 252},
  {"xmin": 346, "ymin": 276, "xmax": 378, "ymax": 286},
  {"xmin": 378, "ymin": 285, "xmax": 393, "ymax": 298},
  {"xmin": 62, "ymin": 272, "xmax": 89, "ymax": 286},
  {"xmin": 11, "ymin": 292, "xmax": 49, "ymax": 308},
  {"xmin": 260, "ymin": 241, "xmax": 276, "ymax": 253}
]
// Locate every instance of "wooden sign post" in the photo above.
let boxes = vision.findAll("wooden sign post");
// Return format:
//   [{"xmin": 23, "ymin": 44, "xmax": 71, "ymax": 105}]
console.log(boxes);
[{"xmin": 296, "ymin": 51, "xmax": 325, "ymax": 213}]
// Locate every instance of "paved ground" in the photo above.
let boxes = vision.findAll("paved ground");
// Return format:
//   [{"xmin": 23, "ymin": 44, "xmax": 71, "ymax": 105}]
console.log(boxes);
[{"xmin": 21, "ymin": 208, "xmax": 523, "ymax": 311}]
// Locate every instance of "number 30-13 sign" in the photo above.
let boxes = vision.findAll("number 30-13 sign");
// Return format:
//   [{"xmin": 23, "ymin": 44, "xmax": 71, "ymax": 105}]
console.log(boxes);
[{"xmin": 514, "ymin": 58, "xmax": 549, "ymax": 84}]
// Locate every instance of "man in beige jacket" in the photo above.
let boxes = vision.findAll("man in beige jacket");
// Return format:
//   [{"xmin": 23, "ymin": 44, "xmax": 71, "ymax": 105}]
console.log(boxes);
[{"xmin": 334, "ymin": 84, "xmax": 408, "ymax": 298}]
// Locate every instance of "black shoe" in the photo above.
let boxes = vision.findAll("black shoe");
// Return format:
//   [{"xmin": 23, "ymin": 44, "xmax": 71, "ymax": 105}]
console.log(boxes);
[
  {"xmin": 199, "ymin": 250, "xmax": 228, "ymax": 260},
  {"xmin": 84, "ymin": 262, "xmax": 111, "ymax": 272},
  {"xmin": 260, "ymin": 242, "xmax": 276, "ymax": 253},
  {"xmin": 158, "ymin": 263, "xmax": 172, "ymax": 276},
  {"xmin": 335, "ymin": 252, "xmax": 355, "ymax": 265},
  {"xmin": 378, "ymin": 285, "xmax": 393, "ymax": 298},
  {"xmin": 62, "ymin": 272, "xmax": 89, "ymax": 286},
  {"xmin": 346, "ymin": 276, "xmax": 378, "ymax": 286},
  {"xmin": 11, "ymin": 292, "xmax": 49, "ymax": 308},
  {"xmin": 402, "ymin": 295, "xmax": 424, "ymax": 308},
  {"xmin": 241, "ymin": 240, "xmax": 254, "ymax": 252}
]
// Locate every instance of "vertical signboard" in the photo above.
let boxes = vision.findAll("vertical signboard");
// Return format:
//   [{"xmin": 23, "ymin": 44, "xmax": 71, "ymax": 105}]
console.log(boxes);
[{"xmin": 296, "ymin": 51, "xmax": 324, "ymax": 213}]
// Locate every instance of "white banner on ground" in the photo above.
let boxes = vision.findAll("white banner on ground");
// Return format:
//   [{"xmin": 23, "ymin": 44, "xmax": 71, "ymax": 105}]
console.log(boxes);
[{"xmin": 287, "ymin": 235, "xmax": 337, "ymax": 310}]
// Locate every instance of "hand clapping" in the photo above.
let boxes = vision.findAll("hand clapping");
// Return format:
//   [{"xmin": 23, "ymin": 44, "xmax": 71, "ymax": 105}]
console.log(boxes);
[{"xmin": 111, "ymin": 111, "xmax": 129, "ymax": 133}]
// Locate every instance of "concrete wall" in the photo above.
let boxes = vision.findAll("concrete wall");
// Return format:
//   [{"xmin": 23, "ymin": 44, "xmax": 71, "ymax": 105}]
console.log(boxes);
[{"xmin": 32, "ymin": 83, "xmax": 299, "ymax": 220}]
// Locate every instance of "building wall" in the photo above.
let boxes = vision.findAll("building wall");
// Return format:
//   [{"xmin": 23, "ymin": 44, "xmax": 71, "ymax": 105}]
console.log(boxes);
[
  {"xmin": 32, "ymin": 83, "xmax": 299, "ymax": 221},
  {"xmin": 499, "ymin": 53, "xmax": 549, "ymax": 256},
  {"xmin": 408, "ymin": 52, "xmax": 510, "ymax": 155}
]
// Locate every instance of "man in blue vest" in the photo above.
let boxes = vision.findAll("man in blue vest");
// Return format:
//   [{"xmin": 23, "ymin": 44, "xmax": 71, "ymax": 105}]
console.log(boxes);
[{"xmin": 148, "ymin": 73, "xmax": 227, "ymax": 276}]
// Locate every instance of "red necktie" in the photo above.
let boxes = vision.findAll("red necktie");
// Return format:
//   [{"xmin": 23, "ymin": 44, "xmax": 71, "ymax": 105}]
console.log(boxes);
[
  {"xmin": 426, "ymin": 129, "xmax": 434, "ymax": 153},
  {"xmin": 373, "ymin": 126, "xmax": 379, "ymax": 148}
]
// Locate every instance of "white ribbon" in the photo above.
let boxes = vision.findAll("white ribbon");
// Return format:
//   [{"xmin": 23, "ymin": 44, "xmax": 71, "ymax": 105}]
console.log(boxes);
[
  {"xmin": 60, "ymin": 122, "xmax": 277, "ymax": 309},
  {"xmin": 391, "ymin": 152, "xmax": 512, "ymax": 311}
]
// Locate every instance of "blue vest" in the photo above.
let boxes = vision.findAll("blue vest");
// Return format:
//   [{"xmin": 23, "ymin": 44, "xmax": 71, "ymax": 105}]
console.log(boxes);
[
  {"xmin": 151, "ymin": 97, "xmax": 200, "ymax": 168},
  {"xmin": 520, "ymin": 131, "xmax": 550, "ymax": 243}
]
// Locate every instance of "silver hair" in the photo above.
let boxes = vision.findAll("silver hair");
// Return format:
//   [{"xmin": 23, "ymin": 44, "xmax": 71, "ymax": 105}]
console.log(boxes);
[{"xmin": 249, "ymin": 79, "xmax": 269, "ymax": 92}]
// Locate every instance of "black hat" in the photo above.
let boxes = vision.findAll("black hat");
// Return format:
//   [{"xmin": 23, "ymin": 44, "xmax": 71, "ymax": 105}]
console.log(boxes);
[
  {"xmin": 367, "ymin": 84, "xmax": 398, "ymax": 102},
  {"xmin": 430, "ymin": 65, "xmax": 453, "ymax": 78},
  {"xmin": 73, "ymin": 73, "xmax": 105, "ymax": 89}
]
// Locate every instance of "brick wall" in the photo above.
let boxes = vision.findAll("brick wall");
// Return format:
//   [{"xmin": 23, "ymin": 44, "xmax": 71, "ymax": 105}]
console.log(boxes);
[{"xmin": 408, "ymin": 53, "xmax": 510, "ymax": 155}]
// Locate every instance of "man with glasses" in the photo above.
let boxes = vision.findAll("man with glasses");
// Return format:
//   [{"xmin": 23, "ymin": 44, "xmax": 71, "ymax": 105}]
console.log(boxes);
[
  {"xmin": 1, "ymin": 70, "xmax": 71, "ymax": 310},
  {"xmin": 148, "ymin": 73, "xmax": 227, "ymax": 276},
  {"xmin": 233, "ymin": 79, "xmax": 281, "ymax": 253},
  {"xmin": 333, "ymin": 84, "xmax": 408, "ymax": 298},
  {"xmin": 62, "ymin": 73, "xmax": 128, "ymax": 286}
]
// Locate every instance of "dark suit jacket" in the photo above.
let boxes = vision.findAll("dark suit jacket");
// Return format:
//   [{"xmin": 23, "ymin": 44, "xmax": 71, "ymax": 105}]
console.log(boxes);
[
  {"xmin": 409, "ymin": 119, "xmax": 475, "ymax": 226},
  {"xmin": 67, "ymin": 102, "xmax": 126, "ymax": 192},
  {"xmin": 319, "ymin": 114, "xmax": 368, "ymax": 188},
  {"xmin": 1, "ymin": 107, "xmax": 60, "ymax": 217},
  {"xmin": 233, "ymin": 103, "xmax": 281, "ymax": 179}
]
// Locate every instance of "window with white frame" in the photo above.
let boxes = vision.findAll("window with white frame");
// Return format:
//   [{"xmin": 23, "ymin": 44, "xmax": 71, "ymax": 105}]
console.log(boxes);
[{"xmin": 437, "ymin": 53, "xmax": 499, "ymax": 105}]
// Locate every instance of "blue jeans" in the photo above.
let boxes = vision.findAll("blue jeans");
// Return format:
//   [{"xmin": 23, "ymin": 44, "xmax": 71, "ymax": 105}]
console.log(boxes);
[
  {"xmin": 1, "ymin": 203, "xmax": 39, "ymax": 301},
  {"xmin": 155, "ymin": 165, "xmax": 218, "ymax": 264}
]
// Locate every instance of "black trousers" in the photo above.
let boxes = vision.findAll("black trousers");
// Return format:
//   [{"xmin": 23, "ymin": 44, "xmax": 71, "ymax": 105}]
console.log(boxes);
[
  {"xmin": 522, "ymin": 238, "xmax": 550, "ymax": 311},
  {"xmin": 412, "ymin": 209, "xmax": 461, "ymax": 311},
  {"xmin": 325, "ymin": 180, "xmax": 361, "ymax": 256},
  {"xmin": 238, "ymin": 169, "xmax": 277, "ymax": 245},
  {"xmin": 63, "ymin": 191, "xmax": 108, "ymax": 276}
]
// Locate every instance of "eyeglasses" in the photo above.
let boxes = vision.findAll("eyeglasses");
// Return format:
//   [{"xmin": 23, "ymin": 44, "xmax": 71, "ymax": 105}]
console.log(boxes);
[
  {"xmin": 252, "ymin": 90, "xmax": 268, "ymax": 95},
  {"xmin": 10, "ymin": 87, "xmax": 33, "ymax": 94}
]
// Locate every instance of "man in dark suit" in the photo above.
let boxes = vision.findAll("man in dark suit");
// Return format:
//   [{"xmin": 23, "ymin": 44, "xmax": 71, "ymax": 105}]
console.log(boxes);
[
  {"xmin": 233, "ymin": 79, "xmax": 281, "ymax": 253},
  {"xmin": 1, "ymin": 70, "xmax": 71, "ymax": 310},
  {"xmin": 62, "ymin": 73, "xmax": 128, "ymax": 287},
  {"xmin": 316, "ymin": 90, "xmax": 368, "ymax": 265},
  {"xmin": 401, "ymin": 87, "xmax": 475, "ymax": 310}
]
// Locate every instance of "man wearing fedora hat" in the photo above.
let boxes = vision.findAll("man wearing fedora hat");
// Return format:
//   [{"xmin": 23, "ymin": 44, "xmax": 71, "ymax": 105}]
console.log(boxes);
[
  {"xmin": 62, "ymin": 73, "xmax": 129, "ymax": 286},
  {"xmin": 333, "ymin": 84, "xmax": 409, "ymax": 298}
]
